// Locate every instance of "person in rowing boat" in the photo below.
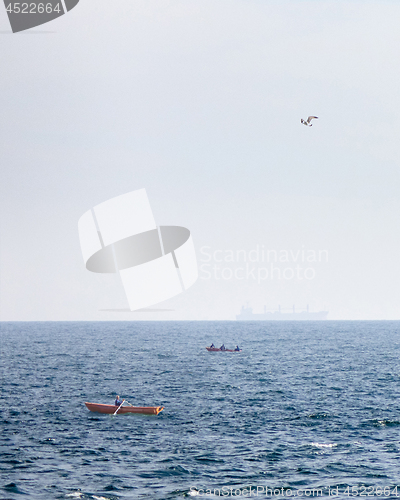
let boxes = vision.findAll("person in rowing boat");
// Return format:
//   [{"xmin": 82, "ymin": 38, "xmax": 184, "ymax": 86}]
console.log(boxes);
[
  {"xmin": 114, "ymin": 395, "xmax": 125, "ymax": 406},
  {"xmin": 210, "ymin": 343, "xmax": 215, "ymax": 348},
  {"xmin": 220, "ymin": 344, "xmax": 226, "ymax": 351},
  {"xmin": 234, "ymin": 345, "xmax": 240, "ymax": 351}
]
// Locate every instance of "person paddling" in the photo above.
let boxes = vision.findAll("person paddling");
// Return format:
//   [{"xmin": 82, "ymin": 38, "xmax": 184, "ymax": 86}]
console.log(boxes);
[
  {"xmin": 220, "ymin": 344, "xmax": 226, "ymax": 351},
  {"xmin": 210, "ymin": 343, "xmax": 215, "ymax": 348},
  {"xmin": 114, "ymin": 395, "xmax": 124, "ymax": 406},
  {"xmin": 234, "ymin": 345, "xmax": 240, "ymax": 351}
]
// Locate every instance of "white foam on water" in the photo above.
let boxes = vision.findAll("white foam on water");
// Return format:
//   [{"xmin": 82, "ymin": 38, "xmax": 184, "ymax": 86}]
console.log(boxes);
[
  {"xmin": 66, "ymin": 493, "xmax": 83, "ymax": 499},
  {"xmin": 311, "ymin": 442, "xmax": 337, "ymax": 448}
]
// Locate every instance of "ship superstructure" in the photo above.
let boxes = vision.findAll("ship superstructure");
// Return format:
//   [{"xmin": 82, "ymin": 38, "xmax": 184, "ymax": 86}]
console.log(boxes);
[{"xmin": 236, "ymin": 304, "xmax": 328, "ymax": 320}]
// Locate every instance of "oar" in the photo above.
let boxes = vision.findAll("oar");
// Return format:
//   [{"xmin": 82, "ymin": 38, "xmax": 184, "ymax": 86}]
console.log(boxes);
[
  {"xmin": 124, "ymin": 400, "xmax": 135, "ymax": 407},
  {"xmin": 113, "ymin": 400, "xmax": 125, "ymax": 416}
]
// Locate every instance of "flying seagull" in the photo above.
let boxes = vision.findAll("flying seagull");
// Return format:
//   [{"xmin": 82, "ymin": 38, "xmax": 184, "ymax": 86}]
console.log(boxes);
[{"xmin": 301, "ymin": 116, "xmax": 318, "ymax": 127}]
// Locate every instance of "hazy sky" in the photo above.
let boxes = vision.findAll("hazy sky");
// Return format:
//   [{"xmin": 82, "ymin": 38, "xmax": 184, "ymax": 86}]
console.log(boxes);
[{"xmin": 1, "ymin": 0, "xmax": 399, "ymax": 320}]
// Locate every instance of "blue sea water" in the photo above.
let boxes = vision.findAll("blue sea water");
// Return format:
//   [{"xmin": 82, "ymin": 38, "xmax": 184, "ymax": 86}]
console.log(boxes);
[{"xmin": 1, "ymin": 321, "xmax": 400, "ymax": 500}]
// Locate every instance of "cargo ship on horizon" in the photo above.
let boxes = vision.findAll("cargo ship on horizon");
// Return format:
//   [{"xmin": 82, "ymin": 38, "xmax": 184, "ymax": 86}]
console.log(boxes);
[{"xmin": 236, "ymin": 304, "xmax": 328, "ymax": 320}]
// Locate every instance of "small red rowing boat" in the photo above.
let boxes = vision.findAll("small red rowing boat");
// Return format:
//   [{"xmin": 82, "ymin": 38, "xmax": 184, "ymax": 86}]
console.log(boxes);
[
  {"xmin": 85, "ymin": 402, "xmax": 164, "ymax": 415},
  {"xmin": 206, "ymin": 347, "xmax": 242, "ymax": 352}
]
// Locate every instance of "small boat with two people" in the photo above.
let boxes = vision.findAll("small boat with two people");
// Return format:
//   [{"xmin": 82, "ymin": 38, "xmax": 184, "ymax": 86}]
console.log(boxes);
[{"xmin": 206, "ymin": 344, "xmax": 242, "ymax": 352}]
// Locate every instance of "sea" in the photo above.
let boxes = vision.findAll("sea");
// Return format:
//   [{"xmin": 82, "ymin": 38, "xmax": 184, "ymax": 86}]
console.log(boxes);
[{"xmin": 1, "ymin": 321, "xmax": 400, "ymax": 500}]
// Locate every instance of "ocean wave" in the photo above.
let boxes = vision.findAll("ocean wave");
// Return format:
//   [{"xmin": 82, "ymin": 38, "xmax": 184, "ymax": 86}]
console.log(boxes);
[{"xmin": 311, "ymin": 442, "xmax": 337, "ymax": 448}]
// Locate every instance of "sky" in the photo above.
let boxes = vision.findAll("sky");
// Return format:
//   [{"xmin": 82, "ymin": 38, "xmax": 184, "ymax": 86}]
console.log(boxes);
[{"xmin": 0, "ymin": 0, "xmax": 399, "ymax": 321}]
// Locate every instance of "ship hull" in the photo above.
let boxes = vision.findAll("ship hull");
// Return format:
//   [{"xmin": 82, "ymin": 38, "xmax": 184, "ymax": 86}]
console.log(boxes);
[{"xmin": 236, "ymin": 311, "xmax": 328, "ymax": 320}]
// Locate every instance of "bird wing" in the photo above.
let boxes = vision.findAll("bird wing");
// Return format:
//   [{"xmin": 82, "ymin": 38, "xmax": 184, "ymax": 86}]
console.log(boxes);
[{"xmin": 307, "ymin": 116, "xmax": 318, "ymax": 122}]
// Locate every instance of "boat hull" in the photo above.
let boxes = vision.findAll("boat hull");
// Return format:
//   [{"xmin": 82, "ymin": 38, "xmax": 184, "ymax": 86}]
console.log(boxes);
[
  {"xmin": 85, "ymin": 402, "xmax": 164, "ymax": 415},
  {"xmin": 206, "ymin": 347, "xmax": 241, "ymax": 352}
]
